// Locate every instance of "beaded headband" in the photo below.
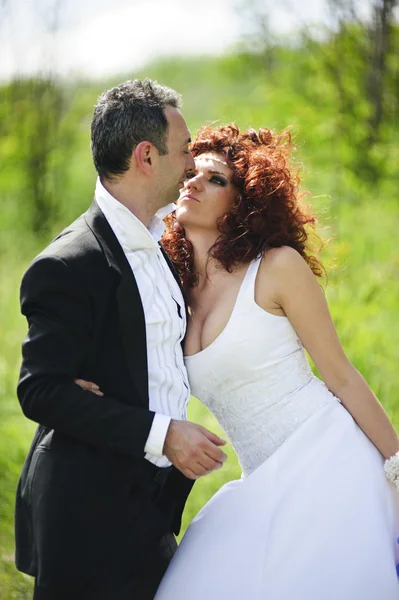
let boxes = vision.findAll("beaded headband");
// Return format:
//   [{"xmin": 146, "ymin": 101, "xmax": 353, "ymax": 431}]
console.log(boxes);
[{"xmin": 195, "ymin": 153, "xmax": 230, "ymax": 168}]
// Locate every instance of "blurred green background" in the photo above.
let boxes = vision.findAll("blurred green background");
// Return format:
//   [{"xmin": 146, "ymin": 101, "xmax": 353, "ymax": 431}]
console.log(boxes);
[{"xmin": 1, "ymin": 0, "xmax": 399, "ymax": 597}]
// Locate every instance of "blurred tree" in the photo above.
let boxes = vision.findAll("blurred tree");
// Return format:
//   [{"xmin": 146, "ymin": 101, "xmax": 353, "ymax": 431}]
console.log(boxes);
[
  {"xmin": 238, "ymin": 0, "xmax": 399, "ymax": 187},
  {"xmin": 321, "ymin": 0, "xmax": 398, "ymax": 183},
  {"xmin": 236, "ymin": 0, "xmax": 280, "ymax": 74},
  {"xmin": 365, "ymin": 0, "xmax": 397, "ymax": 141},
  {"xmin": 10, "ymin": 78, "xmax": 73, "ymax": 233},
  {"xmin": 0, "ymin": 0, "xmax": 78, "ymax": 235}
]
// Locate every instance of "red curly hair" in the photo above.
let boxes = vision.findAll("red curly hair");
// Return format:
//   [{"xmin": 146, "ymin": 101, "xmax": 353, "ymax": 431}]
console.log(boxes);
[{"xmin": 162, "ymin": 124, "xmax": 324, "ymax": 289}]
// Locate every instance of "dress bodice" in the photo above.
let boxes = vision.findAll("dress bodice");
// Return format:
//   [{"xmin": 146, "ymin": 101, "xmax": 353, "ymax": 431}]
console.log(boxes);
[{"xmin": 185, "ymin": 256, "xmax": 337, "ymax": 476}]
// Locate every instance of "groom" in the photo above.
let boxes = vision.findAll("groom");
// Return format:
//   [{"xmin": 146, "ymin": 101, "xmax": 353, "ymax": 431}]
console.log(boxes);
[{"xmin": 15, "ymin": 79, "xmax": 227, "ymax": 600}]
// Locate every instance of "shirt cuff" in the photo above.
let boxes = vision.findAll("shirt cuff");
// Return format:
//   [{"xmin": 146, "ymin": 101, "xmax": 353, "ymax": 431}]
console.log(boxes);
[{"xmin": 144, "ymin": 414, "xmax": 172, "ymax": 457}]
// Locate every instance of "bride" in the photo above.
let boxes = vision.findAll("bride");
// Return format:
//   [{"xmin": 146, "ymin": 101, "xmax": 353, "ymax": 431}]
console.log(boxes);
[{"xmin": 153, "ymin": 124, "xmax": 399, "ymax": 599}]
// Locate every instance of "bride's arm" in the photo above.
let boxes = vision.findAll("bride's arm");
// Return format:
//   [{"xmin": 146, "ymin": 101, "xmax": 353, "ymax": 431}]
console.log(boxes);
[{"xmin": 261, "ymin": 246, "xmax": 399, "ymax": 460}]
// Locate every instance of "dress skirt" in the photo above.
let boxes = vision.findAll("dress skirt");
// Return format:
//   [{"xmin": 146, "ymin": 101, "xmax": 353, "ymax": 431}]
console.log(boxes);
[{"xmin": 155, "ymin": 402, "xmax": 399, "ymax": 600}]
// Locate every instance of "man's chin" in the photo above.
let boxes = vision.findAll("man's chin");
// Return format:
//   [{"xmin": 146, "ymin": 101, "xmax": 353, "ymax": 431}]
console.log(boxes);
[{"xmin": 169, "ymin": 189, "xmax": 182, "ymax": 205}]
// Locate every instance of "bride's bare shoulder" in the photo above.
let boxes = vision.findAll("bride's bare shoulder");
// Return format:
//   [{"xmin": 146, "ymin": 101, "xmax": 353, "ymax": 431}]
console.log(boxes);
[{"xmin": 260, "ymin": 246, "xmax": 308, "ymax": 274}]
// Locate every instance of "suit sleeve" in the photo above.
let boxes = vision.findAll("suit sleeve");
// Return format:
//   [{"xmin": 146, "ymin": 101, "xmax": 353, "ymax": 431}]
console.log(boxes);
[{"xmin": 17, "ymin": 254, "xmax": 155, "ymax": 457}]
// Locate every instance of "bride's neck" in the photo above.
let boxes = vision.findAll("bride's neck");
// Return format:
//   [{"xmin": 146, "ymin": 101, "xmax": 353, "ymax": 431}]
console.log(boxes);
[{"xmin": 186, "ymin": 229, "xmax": 221, "ymax": 282}]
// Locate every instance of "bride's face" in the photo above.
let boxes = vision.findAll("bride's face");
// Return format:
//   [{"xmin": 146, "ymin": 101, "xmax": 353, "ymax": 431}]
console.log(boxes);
[{"xmin": 175, "ymin": 152, "xmax": 237, "ymax": 231}]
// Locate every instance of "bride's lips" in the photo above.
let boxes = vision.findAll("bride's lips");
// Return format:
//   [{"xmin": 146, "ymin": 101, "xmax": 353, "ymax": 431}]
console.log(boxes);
[{"xmin": 179, "ymin": 194, "xmax": 199, "ymax": 203}]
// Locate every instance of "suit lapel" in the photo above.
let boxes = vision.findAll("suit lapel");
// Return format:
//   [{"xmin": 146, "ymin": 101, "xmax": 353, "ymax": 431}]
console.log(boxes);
[{"xmin": 85, "ymin": 200, "xmax": 149, "ymax": 407}]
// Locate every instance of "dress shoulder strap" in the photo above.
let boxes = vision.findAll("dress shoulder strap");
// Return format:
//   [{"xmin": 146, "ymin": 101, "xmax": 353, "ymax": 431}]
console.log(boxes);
[{"xmin": 235, "ymin": 254, "xmax": 263, "ymax": 309}]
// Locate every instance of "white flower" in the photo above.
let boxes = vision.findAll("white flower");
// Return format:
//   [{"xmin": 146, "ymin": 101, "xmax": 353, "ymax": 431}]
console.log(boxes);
[{"xmin": 384, "ymin": 452, "xmax": 399, "ymax": 492}]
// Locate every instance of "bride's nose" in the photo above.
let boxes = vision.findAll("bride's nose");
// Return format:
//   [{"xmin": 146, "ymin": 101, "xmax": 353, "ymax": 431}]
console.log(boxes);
[{"xmin": 185, "ymin": 173, "xmax": 202, "ymax": 191}]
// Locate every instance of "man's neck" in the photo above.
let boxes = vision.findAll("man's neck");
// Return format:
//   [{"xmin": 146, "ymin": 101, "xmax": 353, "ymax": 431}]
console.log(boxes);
[{"xmin": 101, "ymin": 177, "xmax": 159, "ymax": 228}]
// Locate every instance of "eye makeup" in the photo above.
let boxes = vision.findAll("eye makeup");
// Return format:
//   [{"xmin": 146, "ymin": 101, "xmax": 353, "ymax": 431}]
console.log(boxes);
[{"xmin": 210, "ymin": 174, "xmax": 228, "ymax": 187}]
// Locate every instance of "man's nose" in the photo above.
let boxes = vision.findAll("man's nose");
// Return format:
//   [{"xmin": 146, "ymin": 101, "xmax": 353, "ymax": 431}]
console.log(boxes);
[{"xmin": 186, "ymin": 152, "xmax": 195, "ymax": 171}]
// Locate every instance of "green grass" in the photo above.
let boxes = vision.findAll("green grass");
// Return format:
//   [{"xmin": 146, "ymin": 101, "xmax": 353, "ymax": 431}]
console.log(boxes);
[{"xmin": 0, "ymin": 254, "xmax": 36, "ymax": 598}]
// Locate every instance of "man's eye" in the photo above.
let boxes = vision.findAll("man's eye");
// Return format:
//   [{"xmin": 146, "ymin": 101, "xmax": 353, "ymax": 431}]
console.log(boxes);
[{"xmin": 186, "ymin": 171, "xmax": 195, "ymax": 179}]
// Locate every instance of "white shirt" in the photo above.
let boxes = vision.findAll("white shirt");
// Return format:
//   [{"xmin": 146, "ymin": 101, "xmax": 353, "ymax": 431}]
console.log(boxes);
[{"xmin": 95, "ymin": 178, "xmax": 190, "ymax": 467}]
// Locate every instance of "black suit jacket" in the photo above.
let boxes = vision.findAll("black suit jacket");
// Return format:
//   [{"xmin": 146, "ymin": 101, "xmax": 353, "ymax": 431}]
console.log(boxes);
[{"xmin": 15, "ymin": 201, "xmax": 193, "ymax": 588}]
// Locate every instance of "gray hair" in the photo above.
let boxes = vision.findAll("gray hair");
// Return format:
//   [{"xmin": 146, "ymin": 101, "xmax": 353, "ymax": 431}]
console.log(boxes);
[{"xmin": 91, "ymin": 78, "xmax": 182, "ymax": 179}]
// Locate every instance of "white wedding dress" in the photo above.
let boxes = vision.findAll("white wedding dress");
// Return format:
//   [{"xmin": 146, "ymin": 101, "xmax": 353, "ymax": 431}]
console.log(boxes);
[{"xmin": 155, "ymin": 257, "xmax": 399, "ymax": 600}]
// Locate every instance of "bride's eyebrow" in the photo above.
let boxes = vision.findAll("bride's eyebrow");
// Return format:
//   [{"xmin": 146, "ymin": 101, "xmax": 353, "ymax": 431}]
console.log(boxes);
[{"xmin": 208, "ymin": 170, "xmax": 229, "ymax": 180}]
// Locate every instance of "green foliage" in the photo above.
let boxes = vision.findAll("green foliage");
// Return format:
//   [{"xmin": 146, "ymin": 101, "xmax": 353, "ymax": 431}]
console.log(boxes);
[
  {"xmin": 0, "ymin": 39, "xmax": 398, "ymax": 594},
  {"xmin": 0, "ymin": 78, "xmax": 85, "ymax": 241},
  {"xmin": 0, "ymin": 255, "xmax": 36, "ymax": 598}
]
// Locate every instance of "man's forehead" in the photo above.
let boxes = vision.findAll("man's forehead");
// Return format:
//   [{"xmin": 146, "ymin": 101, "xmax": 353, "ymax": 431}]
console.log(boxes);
[{"xmin": 165, "ymin": 106, "xmax": 190, "ymax": 138}]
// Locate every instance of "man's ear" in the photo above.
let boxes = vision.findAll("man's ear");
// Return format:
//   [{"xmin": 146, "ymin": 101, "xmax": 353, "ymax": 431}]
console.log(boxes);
[{"xmin": 133, "ymin": 141, "xmax": 156, "ymax": 174}]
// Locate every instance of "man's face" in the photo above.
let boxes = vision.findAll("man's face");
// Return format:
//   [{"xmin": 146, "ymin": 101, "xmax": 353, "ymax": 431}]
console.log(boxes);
[{"xmin": 156, "ymin": 106, "xmax": 195, "ymax": 207}]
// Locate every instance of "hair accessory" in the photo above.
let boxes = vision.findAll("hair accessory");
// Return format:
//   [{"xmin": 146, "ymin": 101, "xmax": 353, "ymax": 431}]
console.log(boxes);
[{"xmin": 197, "ymin": 154, "xmax": 230, "ymax": 168}]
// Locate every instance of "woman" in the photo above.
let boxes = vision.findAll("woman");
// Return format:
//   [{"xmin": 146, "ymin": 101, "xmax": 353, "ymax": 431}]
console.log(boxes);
[
  {"xmin": 78, "ymin": 124, "xmax": 399, "ymax": 598},
  {"xmin": 154, "ymin": 124, "xmax": 399, "ymax": 599}
]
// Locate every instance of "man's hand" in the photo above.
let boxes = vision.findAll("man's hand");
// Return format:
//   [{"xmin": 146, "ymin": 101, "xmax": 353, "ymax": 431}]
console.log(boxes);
[
  {"xmin": 163, "ymin": 420, "xmax": 227, "ymax": 480},
  {"xmin": 74, "ymin": 379, "xmax": 103, "ymax": 396},
  {"xmin": 74, "ymin": 380, "xmax": 227, "ymax": 479}
]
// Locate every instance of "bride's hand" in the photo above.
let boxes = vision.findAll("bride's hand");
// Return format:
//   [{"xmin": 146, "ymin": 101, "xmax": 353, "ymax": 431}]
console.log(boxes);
[{"xmin": 74, "ymin": 378, "xmax": 104, "ymax": 396}]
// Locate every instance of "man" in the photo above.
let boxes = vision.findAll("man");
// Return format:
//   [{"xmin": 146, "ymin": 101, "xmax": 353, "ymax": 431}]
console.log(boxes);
[{"xmin": 15, "ymin": 79, "xmax": 227, "ymax": 600}]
